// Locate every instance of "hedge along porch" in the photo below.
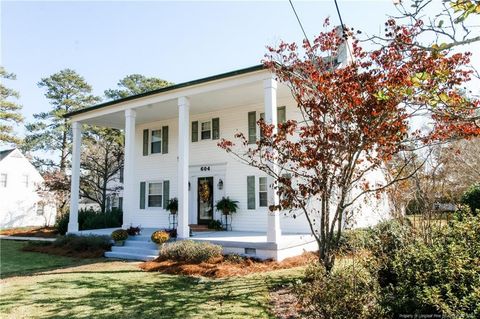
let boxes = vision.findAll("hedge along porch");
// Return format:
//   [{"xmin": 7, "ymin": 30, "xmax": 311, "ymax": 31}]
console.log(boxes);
[{"xmin": 64, "ymin": 66, "xmax": 319, "ymax": 261}]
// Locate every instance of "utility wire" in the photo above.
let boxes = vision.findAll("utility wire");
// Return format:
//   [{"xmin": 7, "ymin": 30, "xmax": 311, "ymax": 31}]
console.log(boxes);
[{"xmin": 289, "ymin": 0, "xmax": 312, "ymax": 46}]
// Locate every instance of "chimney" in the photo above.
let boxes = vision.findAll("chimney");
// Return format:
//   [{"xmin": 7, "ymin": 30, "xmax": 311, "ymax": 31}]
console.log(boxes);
[{"xmin": 334, "ymin": 25, "xmax": 354, "ymax": 67}]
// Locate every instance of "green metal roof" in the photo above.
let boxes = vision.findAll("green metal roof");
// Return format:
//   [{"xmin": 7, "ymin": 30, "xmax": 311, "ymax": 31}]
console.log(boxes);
[{"xmin": 64, "ymin": 64, "xmax": 266, "ymax": 118}]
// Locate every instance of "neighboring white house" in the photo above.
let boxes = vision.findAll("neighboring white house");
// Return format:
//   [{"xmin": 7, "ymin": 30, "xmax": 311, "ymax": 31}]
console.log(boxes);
[{"xmin": 0, "ymin": 149, "xmax": 57, "ymax": 229}]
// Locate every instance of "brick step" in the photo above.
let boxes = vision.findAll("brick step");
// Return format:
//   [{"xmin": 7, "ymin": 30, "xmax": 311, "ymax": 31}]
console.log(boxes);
[{"xmin": 189, "ymin": 224, "xmax": 211, "ymax": 232}]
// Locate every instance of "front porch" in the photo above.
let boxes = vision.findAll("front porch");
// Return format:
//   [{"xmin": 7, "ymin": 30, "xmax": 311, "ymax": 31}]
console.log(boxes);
[{"xmin": 75, "ymin": 228, "xmax": 317, "ymax": 261}]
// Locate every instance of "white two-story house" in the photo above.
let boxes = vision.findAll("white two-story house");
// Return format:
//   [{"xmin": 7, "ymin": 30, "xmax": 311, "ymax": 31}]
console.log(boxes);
[{"xmin": 65, "ymin": 61, "xmax": 390, "ymax": 260}]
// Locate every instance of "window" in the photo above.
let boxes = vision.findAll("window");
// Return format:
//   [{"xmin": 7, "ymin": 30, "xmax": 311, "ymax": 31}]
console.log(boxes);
[
  {"xmin": 151, "ymin": 130, "xmax": 162, "ymax": 154},
  {"xmin": 148, "ymin": 182, "xmax": 163, "ymax": 207},
  {"xmin": 192, "ymin": 121, "xmax": 199, "ymax": 142},
  {"xmin": 118, "ymin": 197, "xmax": 123, "ymax": 210},
  {"xmin": 36, "ymin": 203, "xmax": 45, "ymax": 216},
  {"xmin": 119, "ymin": 167, "xmax": 124, "ymax": 183},
  {"xmin": 259, "ymin": 177, "xmax": 268, "ymax": 207},
  {"xmin": 201, "ymin": 121, "xmax": 211, "ymax": 140},
  {"xmin": 22, "ymin": 174, "xmax": 29, "ymax": 188},
  {"xmin": 277, "ymin": 106, "xmax": 286, "ymax": 124},
  {"xmin": 0, "ymin": 174, "xmax": 7, "ymax": 187}
]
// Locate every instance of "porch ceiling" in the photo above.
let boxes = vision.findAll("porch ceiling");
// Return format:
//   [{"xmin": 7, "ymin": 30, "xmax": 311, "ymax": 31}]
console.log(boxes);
[{"xmin": 78, "ymin": 80, "xmax": 292, "ymax": 129}]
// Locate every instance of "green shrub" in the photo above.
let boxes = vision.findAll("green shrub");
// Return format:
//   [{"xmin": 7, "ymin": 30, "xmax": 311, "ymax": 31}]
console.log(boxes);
[
  {"xmin": 296, "ymin": 263, "xmax": 384, "ymax": 319},
  {"xmin": 461, "ymin": 183, "xmax": 480, "ymax": 215},
  {"xmin": 55, "ymin": 208, "xmax": 123, "ymax": 235},
  {"xmin": 111, "ymin": 229, "xmax": 128, "ymax": 241},
  {"xmin": 336, "ymin": 228, "xmax": 374, "ymax": 254},
  {"xmin": 24, "ymin": 234, "xmax": 112, "ymax": 258},
  {"xmin": 382, "ymin": 212, "xmax": 480, "ymax": 318},
  {"xmin": 53, "ymin": 234, "xmax": 112, "ymax": 251},
  {"xmin": 159, "ymin": 240, "xmax": 222, "ymax": 263}
]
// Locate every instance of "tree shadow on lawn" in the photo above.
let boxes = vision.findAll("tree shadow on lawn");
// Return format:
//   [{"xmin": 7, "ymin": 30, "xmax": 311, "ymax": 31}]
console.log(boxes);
[{"xmin": 1, "ymin": 269, "xmax": 294, "ymax": 319}]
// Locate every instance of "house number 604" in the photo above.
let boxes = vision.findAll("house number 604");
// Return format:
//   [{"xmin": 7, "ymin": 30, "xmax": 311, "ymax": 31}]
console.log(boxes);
[{"xmin": 200, "ymin": 166, "xmax": 210, "ymax": 171}]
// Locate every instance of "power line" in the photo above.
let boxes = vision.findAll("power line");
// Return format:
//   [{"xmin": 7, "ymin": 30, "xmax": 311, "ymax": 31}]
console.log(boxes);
[{"xmin": 288, "ymin": 0, "xmax": 312, "ymax": 46}]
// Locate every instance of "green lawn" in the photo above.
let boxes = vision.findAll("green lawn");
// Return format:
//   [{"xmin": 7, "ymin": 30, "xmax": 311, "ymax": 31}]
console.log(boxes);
[
  {"xmin": 0, "ymin": 240, "xmax": 93, "ymax": 278},
  {"xmin": 0, "ymin": 240, "xmax": 303, "ymax": 319}
]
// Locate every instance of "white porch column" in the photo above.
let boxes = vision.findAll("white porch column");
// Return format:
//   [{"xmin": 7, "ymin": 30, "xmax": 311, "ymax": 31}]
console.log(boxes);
[
  {"xmin": 68, "ymin": 121, "xmax": 82, "ymax": 233},
  {"xmin": 177, "ymin": 97, "xmax": 190, "ymax": 238},
  {"xmin": 122, "ymin": 109, "xmax": 136, "ymax": 228},
  {"xmin": 264, "ymin": 77, "xmax": 282, "ymax": 243}
]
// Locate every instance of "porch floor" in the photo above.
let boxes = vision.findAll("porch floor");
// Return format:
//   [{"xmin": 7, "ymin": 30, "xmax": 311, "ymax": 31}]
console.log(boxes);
[{"xmin": 74, "ymin": 228, "xmax": 318, "ymax": 261}]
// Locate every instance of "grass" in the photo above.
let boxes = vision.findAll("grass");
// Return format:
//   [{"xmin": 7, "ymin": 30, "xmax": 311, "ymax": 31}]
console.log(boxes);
[
  {"xmin": 0, "ymin": 240, "xmax": 95, "ymax": 278},
  {"xmin": 0, "ymin": 240, "xmax": 304, "ymax": 319}
]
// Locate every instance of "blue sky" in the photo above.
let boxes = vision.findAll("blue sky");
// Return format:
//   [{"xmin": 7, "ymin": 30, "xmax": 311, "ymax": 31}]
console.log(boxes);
[{"xmin": 2, "ymin": 0, "xmax": 479, "ymax": 138}]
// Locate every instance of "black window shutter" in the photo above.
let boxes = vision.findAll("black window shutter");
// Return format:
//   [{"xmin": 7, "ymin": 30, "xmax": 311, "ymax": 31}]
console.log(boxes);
[
  {"xmin": 248, "ymin": 112, "xmax": 256, "ymax": 144},
  {"xmin": 277, "ymin": 106, "xmax": 286, "ymax": 124},
  {"xmin": 140, "ymin": 182, "xmax": 146, "ymax": 209},
  {"xmin": 142, "ymin": 129, "xmax": 149, "ymax": 156},
  {"xmin": 247, "ymin": 176, "xmax": 255, "ymax": 209},
  {"xmin": 162, "ymin": 126, "xmax": 169, "ymax": 154},
  {"xmin": 192, "ymin": 121, "xmax": 198, "ymax": 142},
  {"xmin": 163, "ymin": 180, "xmax": 170, "ymax": 208},
  {"xmin": 212, "ymin": 118, "xmax": 220, "ymax": 140}
]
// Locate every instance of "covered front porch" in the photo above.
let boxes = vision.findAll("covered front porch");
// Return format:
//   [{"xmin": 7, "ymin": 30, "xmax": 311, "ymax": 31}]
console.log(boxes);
[{"xmin": 75, "ymin": 228, "xmax": 317, "ymax": 261}]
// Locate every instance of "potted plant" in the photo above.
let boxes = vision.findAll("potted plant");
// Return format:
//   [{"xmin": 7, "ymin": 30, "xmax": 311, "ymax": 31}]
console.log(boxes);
[
  {"xmin": 151, "ymin": 230, "xmax": 170, "ymax": 249},
  {"xmin": 215, "ymin": 197, "xmax": 239, "ymax": 215},
  {"xmin": 215, "ymin": 197, "xmax": 239, "ymax": 231},
  {"xmin": 166, "ymin": 198, "xmax": 178, "ymax": 214},
  {"xmin": 111, "ymin": 229, "xmax": 128, "ymax": 246},
  {"xmin": 127, "ymin": 225, "xmax": 141, "ymax": 236}
]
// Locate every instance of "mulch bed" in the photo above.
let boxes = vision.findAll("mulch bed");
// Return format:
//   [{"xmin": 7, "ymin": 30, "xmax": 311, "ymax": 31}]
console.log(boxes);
[
  {"xmin": 22, "ymin": 244, "xmax": 106, "ymax": 258},
  {"xmin": 269, "ymin": 286, "xmax": 304, "ymax": 319},
  {"xmin": 0, "ymin": 227, "xmax": 58, "ymax": 238},
  {"xmin": 139, "ymin": 252, "xmax": 317, "ymax": 278}
]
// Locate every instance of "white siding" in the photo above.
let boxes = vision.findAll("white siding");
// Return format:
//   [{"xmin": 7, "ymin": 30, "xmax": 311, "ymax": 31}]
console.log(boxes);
[{"xmin": 0, "ymin": 150, "xmax": 56, "ymax": 229}]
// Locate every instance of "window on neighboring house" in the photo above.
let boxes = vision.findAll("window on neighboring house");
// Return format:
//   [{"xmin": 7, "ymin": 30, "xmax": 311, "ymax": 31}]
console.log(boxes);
[
  {"xmin": 0, "ymin": 174, "xmax": 7, "ymax": 187},
  {"xmin": 36, "ymin": 203, "xmax": 45, "ymax": 216},
  {"xmin": 151, "ymin": 129, "xmax": 162, "ymax": 154},
  {"xmin": 148, "ymin": 182, "xmax": 163, "ymax": 207},
  {"xmin": 119, "ymin": 167, "xmax": 124, "ymax": 183},
  {"xmin": 259, "ymin": 177, "xmax": 268, "ymax": 207},
  {"xmin": 201, "ymin": 121, "xmax": 211, "ymax": 140},
  {"xmin": 22, "ymin": 174, "xmax": 29, "ymax": 188}
]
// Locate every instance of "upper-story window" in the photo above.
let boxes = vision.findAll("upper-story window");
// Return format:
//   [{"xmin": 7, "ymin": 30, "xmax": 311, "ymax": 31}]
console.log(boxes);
[
  {"xmin": 142, "ymin": 126, "xmax": 169, "ymax": 156},
  {"xmin": 249, "ymin": 106, "xmax": 287, "ymax": 144},
  {"xmin": 151, "ymin": 129, "xmax": 162, "ymax": 154},
  {"xmin": 0, "ymin": 173, "xmax": 7, "ymax": 188},
  {"xmin": 192, "ymin": 118, "xmax": 220, "ymax": 142}
]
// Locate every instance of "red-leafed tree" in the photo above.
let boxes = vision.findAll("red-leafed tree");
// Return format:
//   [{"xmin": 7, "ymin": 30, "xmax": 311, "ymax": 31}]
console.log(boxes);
[{"xmin": 219, "ymin": 19, "xmax": 479, "ymax": 271}]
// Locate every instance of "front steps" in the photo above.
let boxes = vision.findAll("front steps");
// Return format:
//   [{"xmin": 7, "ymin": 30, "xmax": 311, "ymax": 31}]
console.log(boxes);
[
  {"xmin": 189, "ymin": 224, "xmax": 210, "ymax": 232},
  {"xmin": 105, "ymin": 235, "xmax": 159, "ymax": 261}
]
